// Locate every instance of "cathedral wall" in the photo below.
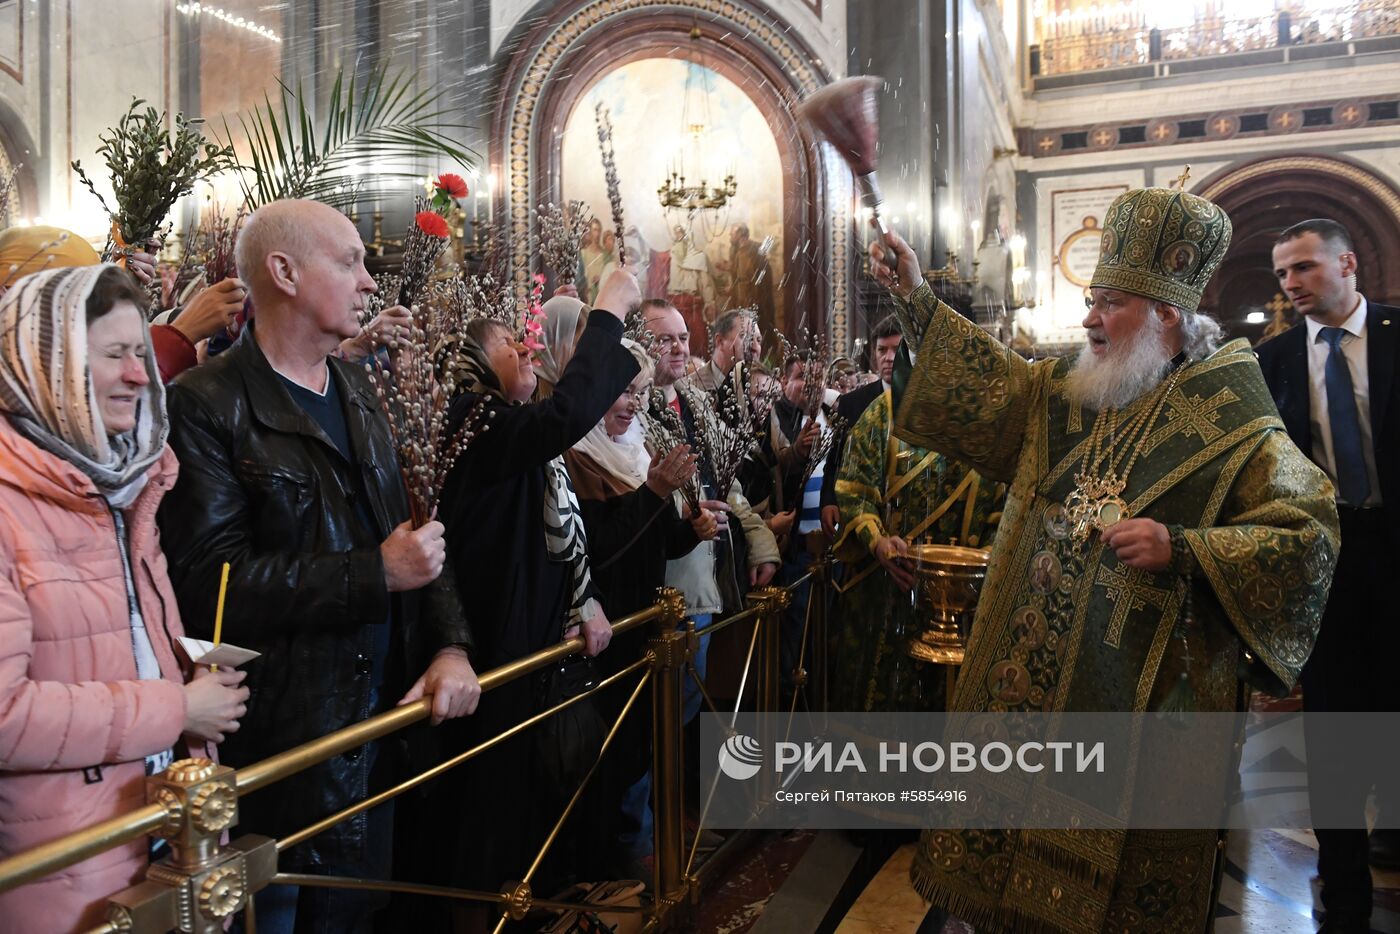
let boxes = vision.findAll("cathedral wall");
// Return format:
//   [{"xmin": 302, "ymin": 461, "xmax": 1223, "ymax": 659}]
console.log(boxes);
[
  {"xmin": 1, "ymin": 1, "xmax": 181, "ymax": 236},
  {"xmin": 1012, "ymin": 48, "xmax": 1400, "ymax": 346}
]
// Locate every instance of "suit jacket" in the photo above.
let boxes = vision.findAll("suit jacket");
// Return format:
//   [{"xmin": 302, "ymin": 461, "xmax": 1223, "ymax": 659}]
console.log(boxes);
[
  {"xmin": 820, "ymin": 380, "xmax": 886, "ymax": 508},
  {"xmin": 1256, "ymin": 301, "xmax": 1399, "ymax": 556}
]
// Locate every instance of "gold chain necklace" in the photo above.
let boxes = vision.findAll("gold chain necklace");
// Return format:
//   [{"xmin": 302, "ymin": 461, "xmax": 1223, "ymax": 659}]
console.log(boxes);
[{"xmin": 1065, "ymin": 365, "xmax": 1184, "ymax": 546}]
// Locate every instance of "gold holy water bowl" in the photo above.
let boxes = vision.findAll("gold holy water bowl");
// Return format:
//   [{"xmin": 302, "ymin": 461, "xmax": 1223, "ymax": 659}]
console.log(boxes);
[{"xmin": 905, "ymin": 544, "xmax": 991, "ymax": 666}]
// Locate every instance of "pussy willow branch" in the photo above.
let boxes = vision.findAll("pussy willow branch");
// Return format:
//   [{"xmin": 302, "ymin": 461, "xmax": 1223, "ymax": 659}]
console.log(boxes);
[
  {"xmin": 185, "ymin": 201, "xmax": 245, "ymax": 285},
  {"xmin": 396, "ymin": 196, "xmax": 450, "ymax": 309},
  {"xmin": 681, "ymin": 382, "xmax": 756, "ymax": 504},
  {"xmin": 537, "ymin": 200, "xmax": 592, "ymax": 286},
  {"xmin": 365, "ymin": 311, "xmax": 491, "ymax": 528},
  {"xmin": 641, "ymin": 390, "xmax": 701, "ymax": 514},
  {"xmin": 594, "ymin": 103, "xmax": 627, "ymax": 266},
  {"xmin": 775, "ymin": 326, "xmax": 834, "ymax": 419},
  {"xmin": 798, "ymin": 411, "xmax": 846, "ymax": 497}
]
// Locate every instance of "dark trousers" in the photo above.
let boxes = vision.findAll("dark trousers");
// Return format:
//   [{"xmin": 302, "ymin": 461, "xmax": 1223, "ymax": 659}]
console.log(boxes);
[
  {"xmin": 779, "ymin": 546, "xmax": 818, "ymax": 703},
  {"xmin": 233, "ymin": 740, "xmax": 394, "ymax": 934},
  {"xmin": 1303, "ymin": 506, "xmax": 1399, "ymax": 922}
]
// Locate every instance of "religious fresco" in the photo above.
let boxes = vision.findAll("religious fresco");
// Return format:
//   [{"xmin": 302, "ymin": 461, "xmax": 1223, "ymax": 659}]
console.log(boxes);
[{"xmin": 560, "ymin": 57, "xmax": 785, "ymax": 349}]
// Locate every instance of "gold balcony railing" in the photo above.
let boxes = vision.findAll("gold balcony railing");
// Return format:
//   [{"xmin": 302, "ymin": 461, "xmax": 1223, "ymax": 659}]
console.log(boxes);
[
  {"xmin": 1033, "ymin": 1, "xmax": 1400, "ymax": 78},
  {"xmin": 0, "ymin": 562, "xmax": 833, "ymax": 934}
]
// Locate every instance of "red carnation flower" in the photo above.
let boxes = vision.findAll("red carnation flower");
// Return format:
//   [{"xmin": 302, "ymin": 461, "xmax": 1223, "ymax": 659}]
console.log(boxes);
[
  {"xmin": 436, "ymin": 173, "xmax": 469, "ymax": 199},
  {"xmin": 415, "ymin": 211, "xmax": 450, "ymax": 238}
]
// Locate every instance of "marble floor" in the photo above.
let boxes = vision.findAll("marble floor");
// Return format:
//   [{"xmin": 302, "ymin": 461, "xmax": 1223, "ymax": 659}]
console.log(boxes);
[
  {"xmin": 832, "ymin": 845, "xmax": 933, "ymax": 934},
  {"xmin": 694, "ymin": 830, "xmax": 818, "ymax": 933},
  {"xmin": 826, "ymin": 831, "xmax": 1400, "ymax": 934}
]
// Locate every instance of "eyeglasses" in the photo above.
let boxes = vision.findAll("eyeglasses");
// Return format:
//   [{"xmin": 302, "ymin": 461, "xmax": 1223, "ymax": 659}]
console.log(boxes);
[{"xmin": 648, "ymin": 333, "xmax": 688, "ymax": 349}]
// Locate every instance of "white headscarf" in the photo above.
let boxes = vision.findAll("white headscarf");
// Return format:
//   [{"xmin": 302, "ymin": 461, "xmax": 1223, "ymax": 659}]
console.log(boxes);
[
  {"xmin": 0, "ymin": 264, "xmax": 167, "ymax": 506},
  {"xmin": 535, "ymin": 294, "xmax": 587, "ymax": 386},
  {"xmin": 571, "ymin": 339, "xmax": 653, "ymax": 490},
  {"xmin": 573, "ymin": 419, "xmax": 650, "ymax": 491}
]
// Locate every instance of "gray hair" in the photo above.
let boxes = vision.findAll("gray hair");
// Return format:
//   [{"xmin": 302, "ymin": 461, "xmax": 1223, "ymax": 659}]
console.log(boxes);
[{"xmin": 1155, "ymin": 302, "xmax": 1222, "ymax": 362}]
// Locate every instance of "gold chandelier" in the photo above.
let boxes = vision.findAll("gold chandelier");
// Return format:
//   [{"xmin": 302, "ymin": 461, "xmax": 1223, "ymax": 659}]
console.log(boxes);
[{"xmin": 657, "ymin": 26, "xmax": 737, "ymax": 220}]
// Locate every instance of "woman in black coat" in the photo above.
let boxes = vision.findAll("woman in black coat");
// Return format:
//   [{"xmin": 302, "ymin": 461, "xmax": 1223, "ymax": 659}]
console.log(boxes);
[
  {"xmin": 563, "ymin": 342, "xmax": 719, "ymax": 872},
  {"xmin": 430, "ymin": 274, "xmax": 638, "ymax": 917}
]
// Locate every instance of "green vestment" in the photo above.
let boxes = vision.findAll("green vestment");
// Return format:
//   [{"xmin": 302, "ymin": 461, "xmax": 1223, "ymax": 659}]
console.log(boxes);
[
  {"xmin": 890, "ymin": 284, "xmax": 1339, "ymax": 933},
  {"xmin": 830, "ymin": 391, "xmax": 1006, "ymax": 712}
]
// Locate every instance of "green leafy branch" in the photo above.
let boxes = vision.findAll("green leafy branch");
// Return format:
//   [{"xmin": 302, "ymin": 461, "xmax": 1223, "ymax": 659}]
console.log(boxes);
[{"xmin": 71, "ymin": 98, "xmax": 237, "ymax": 247}]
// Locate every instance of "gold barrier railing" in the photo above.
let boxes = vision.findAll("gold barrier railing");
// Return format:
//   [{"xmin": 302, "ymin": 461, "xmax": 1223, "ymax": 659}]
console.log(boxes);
[{"xmin": 0, "ymin": 559, "xmax": 832, "ymax": 934}]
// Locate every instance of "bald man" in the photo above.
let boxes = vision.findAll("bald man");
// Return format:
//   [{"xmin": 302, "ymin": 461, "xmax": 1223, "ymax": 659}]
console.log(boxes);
[{"xmin": 158, "ymin": 199, "xmax": 478, "ymax": 934}]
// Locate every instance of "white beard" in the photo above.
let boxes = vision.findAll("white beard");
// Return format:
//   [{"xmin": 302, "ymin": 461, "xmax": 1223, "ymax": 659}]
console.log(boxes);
[{"xmin": 1066, "ymin": 312, "xmax": 1174, "ymax": 411}]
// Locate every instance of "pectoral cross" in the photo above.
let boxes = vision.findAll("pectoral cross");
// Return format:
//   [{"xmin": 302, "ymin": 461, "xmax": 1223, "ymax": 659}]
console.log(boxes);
[{"xmin": 1098, "ymin": 564, "xmax": 1173, "ymax": 648}]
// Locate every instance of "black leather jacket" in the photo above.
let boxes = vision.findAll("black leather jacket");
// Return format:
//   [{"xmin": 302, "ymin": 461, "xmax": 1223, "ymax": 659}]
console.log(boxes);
[{"xmin": 159, "ymin": 331, "xmax": 470, "ymax": 871}]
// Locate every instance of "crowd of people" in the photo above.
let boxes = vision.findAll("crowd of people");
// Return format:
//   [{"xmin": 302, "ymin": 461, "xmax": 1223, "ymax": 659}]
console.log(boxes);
[
  {"xmin": 0, "ymin": 195, "xmax": 889, "ymax": 933},
  {"xmin": 0, "ymin": 181, "xmax": 1392, "ymax": 934}
]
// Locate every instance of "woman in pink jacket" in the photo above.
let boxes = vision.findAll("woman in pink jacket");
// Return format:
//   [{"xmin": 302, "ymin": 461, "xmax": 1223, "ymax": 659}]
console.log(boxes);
[{"xmin": 0, "ymin": 264, "xmax": 250, "ymax": 932}]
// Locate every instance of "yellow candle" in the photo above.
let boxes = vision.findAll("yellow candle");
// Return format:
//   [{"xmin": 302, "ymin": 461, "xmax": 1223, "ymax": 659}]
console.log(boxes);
[{"xmin": 211, "ymin": 562, "xmax": 230, "ymax": 670}]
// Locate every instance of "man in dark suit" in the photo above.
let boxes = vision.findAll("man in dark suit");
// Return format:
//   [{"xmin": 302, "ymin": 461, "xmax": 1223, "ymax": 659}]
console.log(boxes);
[
  {"xmin": 1256, "ymin": 218, "xmax": 1399, "ymax": 933},
  {"xmin": 819, "ymin": 314, "xmax": 903, "ymax": 539}
]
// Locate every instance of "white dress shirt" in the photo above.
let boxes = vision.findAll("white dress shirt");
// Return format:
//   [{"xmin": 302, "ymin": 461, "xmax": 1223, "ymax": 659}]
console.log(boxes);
[{"xmin": 1304, "ymin": 295, "xmax": 1383, "ymax": 506}]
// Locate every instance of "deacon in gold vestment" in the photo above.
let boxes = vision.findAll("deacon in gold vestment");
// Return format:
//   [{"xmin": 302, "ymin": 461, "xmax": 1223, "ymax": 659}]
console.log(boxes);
[
  {"xmin": 869, "ymin": 184, "xmax": 1340, "ymax": 933},
  {"xmin": 830, "ymin": 390, "xmax": 1005, "ymax": 712}
]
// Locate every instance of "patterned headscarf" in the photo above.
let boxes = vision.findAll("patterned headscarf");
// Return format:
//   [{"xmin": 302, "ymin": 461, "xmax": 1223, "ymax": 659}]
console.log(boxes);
[
  {"xmin": 0, "ymin": 264, "xmax": 167, "ymax": 504},
  {"xmin": 451, "ymin": 327, "xmax": 507, "ymax": 402}
]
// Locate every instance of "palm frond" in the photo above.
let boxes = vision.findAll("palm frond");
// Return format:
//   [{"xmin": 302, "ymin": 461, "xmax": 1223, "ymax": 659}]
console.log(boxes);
[{"xmin": 219, "ymin": 65, "xmax": 478, "ymax": 211}]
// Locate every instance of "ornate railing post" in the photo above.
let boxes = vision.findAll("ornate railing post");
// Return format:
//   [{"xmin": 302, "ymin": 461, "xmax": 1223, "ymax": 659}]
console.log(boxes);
[
  {"xmin": 649, "ymin": 586, "xmax": 691, "ymax": 924},
  {"xmin": 808, "ymin": 557, "xmax": 830, "ymax": 716},
  {"xmin": 750, "ymin": 585, "xmax": 790, "ymax": 809},
  {"xmin": 750, "ymin": 586, "xmax": 789, "ymax": 718},
  {"xmin": 104, "ymin": 758, "xmax": 276, "ymax": 933}
]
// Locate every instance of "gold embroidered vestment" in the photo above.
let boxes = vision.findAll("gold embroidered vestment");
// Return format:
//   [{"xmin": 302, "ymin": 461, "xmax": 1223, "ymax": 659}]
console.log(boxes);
[{"xmin": 890, "ymin": 284, "xmax": 1339, "ymax": 933}]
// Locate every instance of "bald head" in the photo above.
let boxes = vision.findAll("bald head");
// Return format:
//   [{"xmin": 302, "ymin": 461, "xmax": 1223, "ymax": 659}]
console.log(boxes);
[
  {"xmin": 236, "ymin": 198, "xmax": 376, "ymax": 355},
  {"xmin": 236, "ymin": 199, "xmax": 353, "ymax": 299}
]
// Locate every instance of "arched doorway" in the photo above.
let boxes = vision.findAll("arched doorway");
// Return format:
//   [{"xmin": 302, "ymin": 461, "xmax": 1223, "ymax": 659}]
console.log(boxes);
[
  {"xmin": 492, "ymin": 0, "xmax": 849, "ymax": 345},
  {"xmin": 1196, "ymin": 154, "xmax": 1400, "ymax": 341}
]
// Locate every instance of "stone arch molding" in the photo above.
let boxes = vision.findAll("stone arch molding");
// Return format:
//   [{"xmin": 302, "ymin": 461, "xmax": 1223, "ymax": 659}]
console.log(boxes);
[
  {"xmin": 1197, "ymin": 153, "xmax": 1400, "ymax": 227},
  {"xmin": 0, "ymin": 96, "xmax": 40, "ymax": 223},
  {"xmin": 1196, "ymin": 153, "xmax": 1400, "ymax": 307},
  {"xmin": 493, "ymin": 0, "xmax": 853, "ymax": 346}
]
